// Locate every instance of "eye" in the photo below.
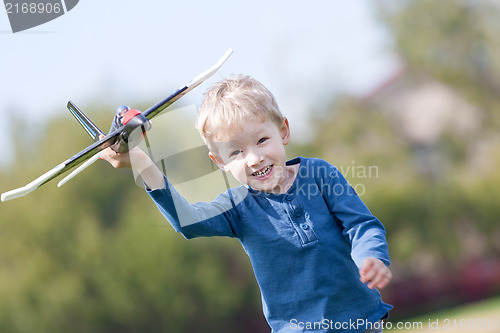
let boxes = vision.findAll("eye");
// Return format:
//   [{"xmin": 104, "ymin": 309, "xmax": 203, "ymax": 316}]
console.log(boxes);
[
  {"xmin": 258, "ymin": 137, "xmax": 269, "ymax": 144},
  {"xmin": 229, "ymin": 149, "xmax": 241, "ymax": 157}
]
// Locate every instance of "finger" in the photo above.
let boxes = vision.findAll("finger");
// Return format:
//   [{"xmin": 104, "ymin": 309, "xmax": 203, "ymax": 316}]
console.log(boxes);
[
  {"xmin": 367, "ymin": 271, "xmax": 385, "ymax": 289},
  {"xmin": 375, "ymin": 270, "xmax": 393, "ymax": 289},
  {"xmin": 368, "ymin": 268, "xmax": 393, "ymax": 289},
  {"xmin": 99, "ymin": 147, "xmax": 115, "ymax": 162},
  {"xmin": 375, "ymin": 276, "xmax": 391, "ymax": 289},
  {"xmin": 98, "ymin": 135, "xmax": 105, "ymax": 159},
  {"xmin": 361, "ymin": 267, "xmax": 377, "ymax": 284},
  {"xmin": 359, "ymin": 258, "xmax": 375, "ymax": 276},
  {"xmin": 360, "ymin": 259, "xmax": 379, "ymax": 283},
  {"xmin": 369, "ymin": 275, "xmax": 390, "ymax": 289},
  {"xmin": 99, "ymin": 148, "xmax": 108, "ymax": 160}
]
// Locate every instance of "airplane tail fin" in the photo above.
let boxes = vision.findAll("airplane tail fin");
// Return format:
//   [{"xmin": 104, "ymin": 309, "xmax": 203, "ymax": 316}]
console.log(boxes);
[{"xmin": 67, "ymin": 101, "xmax": 105, "ymax": 142}]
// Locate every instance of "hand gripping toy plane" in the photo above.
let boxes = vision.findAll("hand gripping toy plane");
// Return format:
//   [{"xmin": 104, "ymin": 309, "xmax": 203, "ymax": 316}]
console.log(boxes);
[{"xmin": 1, "ymin": 49, "xmax": 233, "ymax": 202}]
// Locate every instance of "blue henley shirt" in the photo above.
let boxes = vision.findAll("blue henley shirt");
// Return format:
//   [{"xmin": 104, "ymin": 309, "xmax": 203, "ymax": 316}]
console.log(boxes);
[{"xmin": 147, "ymin": 156, "xmax": 392, "ymax": 332}]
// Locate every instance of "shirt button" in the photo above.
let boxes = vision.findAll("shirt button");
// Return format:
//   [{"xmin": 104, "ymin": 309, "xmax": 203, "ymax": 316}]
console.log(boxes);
[
  {"xmin": 294, "ymin": 209, "xmax": 302, "ymax": 217},
  {"xmin": 286, "ymin": 195, "xmax": 293, "ymax": 201},
  {"xmin": 300, "ymin": 223, "xmax": 309, "ymax": 230}
]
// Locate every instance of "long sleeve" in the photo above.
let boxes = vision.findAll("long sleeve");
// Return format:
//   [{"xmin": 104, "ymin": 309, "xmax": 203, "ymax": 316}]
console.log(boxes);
[
  {"xmin": 147, "ymin": 176, "xmax": 244, "ymax": 239},
  {"xmin": 318, "ymin": 160, "xmax": 390, "ymax": 268}
]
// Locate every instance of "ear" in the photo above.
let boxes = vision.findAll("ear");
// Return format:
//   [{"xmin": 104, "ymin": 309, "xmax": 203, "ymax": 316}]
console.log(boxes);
[
  {"xmin": 280, "ymin": 117, "xmax": 291, "ymax": 145},
  {"xmin": 209, "ymin": 153, "xmax": 230, "ymax": 173}
]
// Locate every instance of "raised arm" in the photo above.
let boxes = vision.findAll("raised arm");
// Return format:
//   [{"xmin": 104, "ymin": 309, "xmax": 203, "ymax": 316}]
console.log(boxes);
[{"xmin": 99, "ymin": 135, "xmax": 241, "ymax": 240}]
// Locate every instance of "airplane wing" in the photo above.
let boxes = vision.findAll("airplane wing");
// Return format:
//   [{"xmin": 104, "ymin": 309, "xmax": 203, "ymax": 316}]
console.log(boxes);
[
  {"xmin": 1, "ymin": 131, "xmax": 121, "ymax": 202},
  {"xmin": 142, "ymin": 48, "xmax": 233, "ymax": 120},
  {"xmin": 1, "ymin": 48, "xmax": 233, "ymax": 202}
]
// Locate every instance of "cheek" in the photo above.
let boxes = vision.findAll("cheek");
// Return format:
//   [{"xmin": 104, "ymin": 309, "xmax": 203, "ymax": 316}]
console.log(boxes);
[
  {"xmin": 226, "ymin": 161, "xmax": 246, "ymax": 176},
  {"xmin": 268, "ymin": 141, "xmax": 286, "ymax": 157},
  {"xmin": 231, "ymin": 168, "xmax": 250, "ymax": 184}
]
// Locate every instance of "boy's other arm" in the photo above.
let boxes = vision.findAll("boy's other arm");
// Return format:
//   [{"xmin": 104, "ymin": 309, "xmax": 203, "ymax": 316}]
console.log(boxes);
[{"xmin": 317, "ymin": 161, "xmax": 392, "ymax": 288}]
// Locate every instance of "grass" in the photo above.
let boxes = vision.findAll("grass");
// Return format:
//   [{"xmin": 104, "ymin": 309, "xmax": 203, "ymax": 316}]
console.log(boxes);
[{"xmin": 389, "ymin": 296, "xmax": 500, "ymax": 332}]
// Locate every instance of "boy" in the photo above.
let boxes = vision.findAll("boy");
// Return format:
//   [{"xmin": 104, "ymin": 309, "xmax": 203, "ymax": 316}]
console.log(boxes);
[{"xmin": 100, "ymin": 75, "xmax": 393, "ymax": 333}]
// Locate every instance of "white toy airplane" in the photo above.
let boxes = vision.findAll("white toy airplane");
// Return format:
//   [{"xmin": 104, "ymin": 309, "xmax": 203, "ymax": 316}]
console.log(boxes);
[{"xmin": 1, "ymin": 49, "xmax": 233, "ymax": 202}]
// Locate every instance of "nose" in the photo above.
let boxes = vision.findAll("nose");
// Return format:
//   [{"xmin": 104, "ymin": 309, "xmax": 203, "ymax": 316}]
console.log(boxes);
[{"xmin": 246, "ymin": 148, "xmax": 263, "ymax": 168}]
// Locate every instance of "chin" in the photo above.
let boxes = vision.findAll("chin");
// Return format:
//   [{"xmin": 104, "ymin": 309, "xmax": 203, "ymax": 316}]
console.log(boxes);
[{"xmin": 251, "ymin": 182, "xmax": 280, "ymax": 193}]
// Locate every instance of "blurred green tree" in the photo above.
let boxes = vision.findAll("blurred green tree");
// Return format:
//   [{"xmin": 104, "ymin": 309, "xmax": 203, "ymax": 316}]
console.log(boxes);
[
  {"xmin": 307, "ymin": 0, "xmax": 500, "ymax": 277},
  {"xmin": 377, "ymin": 0, "xmax": 500, "ymax": 127}
]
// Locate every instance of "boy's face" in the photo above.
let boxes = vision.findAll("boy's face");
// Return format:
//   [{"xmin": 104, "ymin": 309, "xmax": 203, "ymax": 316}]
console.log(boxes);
[{"xmin": 208, "ymin": 118, "xmax": 293, "ymax": 194}]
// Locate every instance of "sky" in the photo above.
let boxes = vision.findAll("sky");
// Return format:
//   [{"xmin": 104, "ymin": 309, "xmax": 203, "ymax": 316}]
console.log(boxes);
[{"xmin": 0, "ymin": 0, "xmax": 398, "ymax": 170}]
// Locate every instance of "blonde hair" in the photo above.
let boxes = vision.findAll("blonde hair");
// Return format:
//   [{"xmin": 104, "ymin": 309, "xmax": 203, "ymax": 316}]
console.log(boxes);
[{"xmin": 196, "ymin": 75, "xmax": 283, "ymax": 143}]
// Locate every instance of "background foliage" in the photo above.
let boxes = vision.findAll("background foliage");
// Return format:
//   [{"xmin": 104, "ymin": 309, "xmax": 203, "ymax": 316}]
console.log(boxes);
[{"xmin": 1, "ymin": 0, "xmax": 500, "ymax": 330}]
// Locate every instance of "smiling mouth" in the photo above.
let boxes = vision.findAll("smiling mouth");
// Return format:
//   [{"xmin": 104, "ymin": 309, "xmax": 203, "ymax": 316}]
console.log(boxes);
[{"xmin": 252, "ymin": 165, "xmax": 273, "ymax": 178}]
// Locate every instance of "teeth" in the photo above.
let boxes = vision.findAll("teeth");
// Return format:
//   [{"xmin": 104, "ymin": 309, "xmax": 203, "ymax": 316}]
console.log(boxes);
[{"xmin": 253, "ymin": 166, "xmax": 272, "ymax": 177}]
